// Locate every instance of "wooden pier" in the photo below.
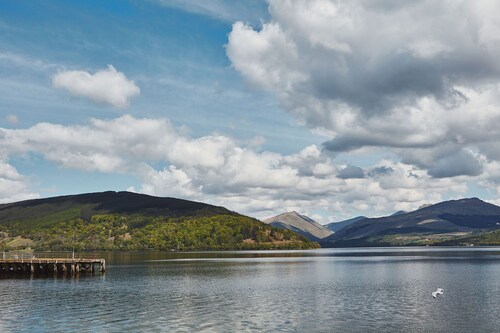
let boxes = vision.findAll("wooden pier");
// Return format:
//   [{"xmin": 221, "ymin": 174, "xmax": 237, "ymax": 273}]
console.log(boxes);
[{"xmin": 0, "ymin": 258, "xmax": 106, "ymax": 276}]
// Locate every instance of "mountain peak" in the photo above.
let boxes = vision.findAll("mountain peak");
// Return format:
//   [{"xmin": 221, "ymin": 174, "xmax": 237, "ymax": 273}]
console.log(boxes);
[
  {"xmin": 457, "ymin": 197, "xmax": 482, "ymax": 203},
  {"xmin": 263, "ymin": 212, "xmax": 333, "ymax": 241},
  {"xmin": 418, "ymin": 197, "xmax": 496, "ymax": 213},
  {"xmin": 418, "ymin": 203, "xmax": 432, "ymax": 210}
]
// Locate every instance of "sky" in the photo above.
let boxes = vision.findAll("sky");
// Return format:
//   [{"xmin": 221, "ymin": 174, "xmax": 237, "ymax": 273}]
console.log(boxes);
[{"xmin": 2, "ymin": 0, "xmax": 500, "ymax": 223}]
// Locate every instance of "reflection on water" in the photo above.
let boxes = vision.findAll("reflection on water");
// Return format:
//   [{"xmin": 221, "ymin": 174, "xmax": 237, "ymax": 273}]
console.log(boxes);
[{"xmin": 0, "ymin": 248, "xmax": 499, "ymax": 332}]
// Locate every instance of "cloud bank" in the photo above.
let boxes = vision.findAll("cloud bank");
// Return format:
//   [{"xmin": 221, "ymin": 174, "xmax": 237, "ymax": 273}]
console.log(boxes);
[
  {"xmin": 1, "ymin": 115, "xmax": 488, "ymax": 221},
  {"xmin": 52, "ymin": 65, "xmax": 140, "ymax": 108},
  {"xmin": 227, "ymin": 0, "xmax": 500, "ymax": 179}
]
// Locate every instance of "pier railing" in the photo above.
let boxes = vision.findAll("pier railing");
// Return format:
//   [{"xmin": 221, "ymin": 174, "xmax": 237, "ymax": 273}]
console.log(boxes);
[
  {"xmin": 2, "ymin": 251, "xmax": 35, "ymax": 260},
  {"xmin": 2, "ymin": 251, "xmax": 105, "ymax": 260}
]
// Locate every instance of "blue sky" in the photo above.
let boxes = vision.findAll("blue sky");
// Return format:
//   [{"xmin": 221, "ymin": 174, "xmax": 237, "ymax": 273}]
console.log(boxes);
[
  {"xmin": 2, "ymin": 0, "xmax": 329, "ymax": 150},
  {"xmin": 2, "ymin": 0, "xmax": 500, "ymax": 222}
]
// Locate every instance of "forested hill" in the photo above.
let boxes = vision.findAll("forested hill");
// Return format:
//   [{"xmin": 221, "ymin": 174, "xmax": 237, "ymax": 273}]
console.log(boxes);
[{"xmin": 0, "ymin": 191, "xmax": 318, "ymax": 251}]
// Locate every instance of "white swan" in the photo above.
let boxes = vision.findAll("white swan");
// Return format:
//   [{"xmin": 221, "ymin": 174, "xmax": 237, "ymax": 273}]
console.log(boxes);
[{"xmin": 432, "ymin": 288, "xmax": 444, "ymax": 298}]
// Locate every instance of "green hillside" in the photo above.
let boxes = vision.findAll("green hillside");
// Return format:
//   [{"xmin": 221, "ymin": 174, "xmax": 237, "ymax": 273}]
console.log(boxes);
[
  {"xmin": 433, "ymin": 230, "xmax": 500, "ymax": 246},
  {"xmin": 0, "ymin": 192, "xmax": 318, "ymax": 251},
  {"xmin": 0, "ymin": 191, "xmax": 234, "ymax": 229}
]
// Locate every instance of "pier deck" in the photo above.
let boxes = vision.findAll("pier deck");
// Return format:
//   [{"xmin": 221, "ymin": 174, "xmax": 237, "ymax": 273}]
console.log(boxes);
[{"xmin": 0, "ymin": 258, "xmax": 106, "ymax": 276}]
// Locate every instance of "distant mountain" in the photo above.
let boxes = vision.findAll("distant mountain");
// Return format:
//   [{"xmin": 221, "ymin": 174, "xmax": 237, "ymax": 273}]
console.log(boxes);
[
  {"xmin": 326, "ymin": 212, "xmax": 405, "ymax": 233},
  {"xmin": 325, "ymin": 216, "xmax": 367, "ymax": 232},
  {"xmin": 0, "ymin": 191, "xmax": 318, "ymax": 251},
  {"xmin": 322, "ymin": 198, "xmax": 500, "ymax": 247},
  {"xmin": 263, "ymin": 212, "xmax": 333, "ymax": 241}
]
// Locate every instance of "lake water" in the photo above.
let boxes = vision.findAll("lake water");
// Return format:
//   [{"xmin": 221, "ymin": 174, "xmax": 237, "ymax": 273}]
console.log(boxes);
[{"xmin": 0, "ymin": 247, "xmax": 499, "ymax": 332}]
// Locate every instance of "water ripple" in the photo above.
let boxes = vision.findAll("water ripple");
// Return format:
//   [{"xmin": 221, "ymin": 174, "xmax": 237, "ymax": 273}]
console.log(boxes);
[{"xmin": 0, "ymin": 248, "xmax": 499, "ymax": 332}]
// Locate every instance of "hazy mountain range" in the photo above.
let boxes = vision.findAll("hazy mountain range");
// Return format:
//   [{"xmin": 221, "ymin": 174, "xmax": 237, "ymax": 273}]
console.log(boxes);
[
  {"xmin": 1, "ymin": 192, "xmax": 499, "ymax": 250},
  {"xmin": 266, "ymin": 198, "xmax": 500, "ymax": 247},
  {"xmin": 324, "ymin": 198, "xmax": 500, "ymax": 247}
]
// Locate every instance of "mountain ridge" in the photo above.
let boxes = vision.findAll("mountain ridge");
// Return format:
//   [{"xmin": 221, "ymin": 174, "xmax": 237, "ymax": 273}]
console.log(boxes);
[
  {"xmin": 325, "ymin": 216, "xmax": 367, "ymax": 232},
  {"xmin": 322, "ymin": 197, "xmax": 500, "ymax": 247},
  {"xmin": 263, "ymin": 211, "xmax": 333, "ymax": 241},
  {"xmin": 0, "ymin": 191, "xmax": 233, "ymax": 224}
]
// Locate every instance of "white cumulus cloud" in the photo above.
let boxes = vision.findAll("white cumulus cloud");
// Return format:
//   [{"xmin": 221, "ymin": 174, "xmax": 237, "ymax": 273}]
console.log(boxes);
[
  {"xmin": 1, "ymin": 115, "xmax": 488, "ymax": 220},
  {"xmin": 227, "ymin": 0, "xmax": 500, "ymax": 178},
  {"xmin": 52, "ymin": 65, "xmax": 140, "ymax": 108},
  {"xmin": 0, "ymin": 159, "xmax": 38, "ymax": 203}
]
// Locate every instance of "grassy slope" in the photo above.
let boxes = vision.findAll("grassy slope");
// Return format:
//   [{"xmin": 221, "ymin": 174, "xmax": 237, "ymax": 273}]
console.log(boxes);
[
  {"xmin": 0, "ymin": 191, "xmax": 234, "ymax": 229},
  {"xmin": 323, "ymin": 230, "xmax": 500, "ymax": 247},
  {"xmin": 433, "ymin": 230, "xmax": 500, "ymax": 246}
]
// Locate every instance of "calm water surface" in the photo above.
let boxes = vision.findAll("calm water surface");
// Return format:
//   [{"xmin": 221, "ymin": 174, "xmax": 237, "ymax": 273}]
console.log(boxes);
[{"xmin": 0, "ymin": 247, "xmax": 499, "ymax": 332}]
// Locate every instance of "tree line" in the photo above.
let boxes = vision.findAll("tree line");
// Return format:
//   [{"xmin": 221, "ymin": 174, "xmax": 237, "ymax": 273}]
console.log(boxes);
[{"xmin": 1, "ymin": 214, "xmax": 319, "ymax": 251}]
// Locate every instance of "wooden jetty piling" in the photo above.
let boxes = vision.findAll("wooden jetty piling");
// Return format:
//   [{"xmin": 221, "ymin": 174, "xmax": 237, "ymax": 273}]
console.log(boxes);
[{"xmin": 0, "ymin": 258, "xmax": 106, "ymax": 276}]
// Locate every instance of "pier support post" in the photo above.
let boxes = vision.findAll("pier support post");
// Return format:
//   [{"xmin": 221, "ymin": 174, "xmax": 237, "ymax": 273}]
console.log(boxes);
[{"xmin": 1, "ymin": 258, "xmax": 106, "ymax": 276}]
